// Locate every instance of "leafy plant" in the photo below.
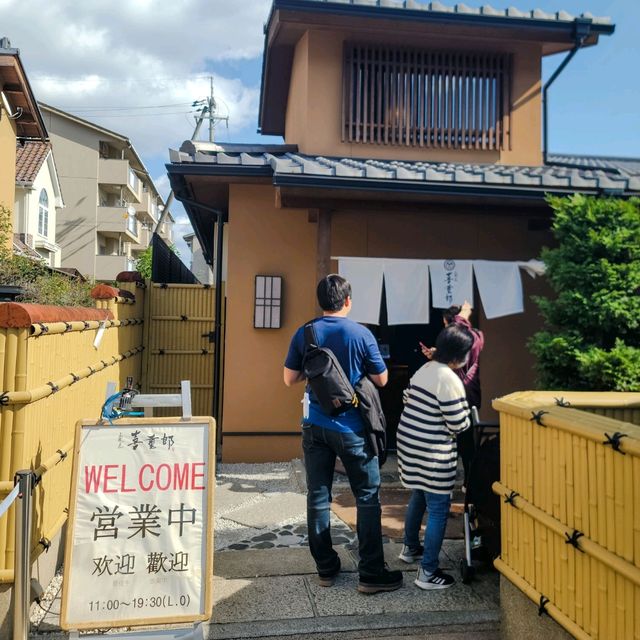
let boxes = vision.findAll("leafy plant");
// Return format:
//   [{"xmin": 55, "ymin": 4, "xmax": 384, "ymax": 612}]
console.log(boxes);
[
  {"xmin": 529, "ymin": 194, "xmax": 640, "ymax": 391},
  {"xmin": 0, "ymin": 203, "xmax": 93, "ymax": 307},
  {"xmin": 135, "ymin": 243, "xmax": 181, "ymax": 280}
]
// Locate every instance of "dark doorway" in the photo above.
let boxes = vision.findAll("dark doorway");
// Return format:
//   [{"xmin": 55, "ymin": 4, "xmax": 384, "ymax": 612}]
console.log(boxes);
[{"xmin": 369, "ymin": 286, "xmax": 445, "ymax": 450}]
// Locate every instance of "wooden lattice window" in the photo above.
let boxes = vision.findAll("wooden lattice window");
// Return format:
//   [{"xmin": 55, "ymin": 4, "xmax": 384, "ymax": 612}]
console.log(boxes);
[{"xmin": 342, "ymin": 44, "xmax": 512, "ymax": 150}]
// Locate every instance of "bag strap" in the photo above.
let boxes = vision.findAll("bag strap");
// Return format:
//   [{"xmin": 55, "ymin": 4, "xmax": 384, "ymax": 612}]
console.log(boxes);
[{"xmin": 303, "ymin": 321, "xmax": 319, "ymax": 350}]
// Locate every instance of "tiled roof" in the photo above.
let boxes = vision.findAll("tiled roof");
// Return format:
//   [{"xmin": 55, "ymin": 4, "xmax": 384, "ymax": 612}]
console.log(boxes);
[
  {"xmin": 300, "ymin": 0, "xmax": 612, "ymax": 25},
  {"xmin": 15, "ymin": 141, "xmax": 51, "ymax": 185},
  {"xmin": 169, "ymin": 145, "xmax": 640, "ymax": 196}
]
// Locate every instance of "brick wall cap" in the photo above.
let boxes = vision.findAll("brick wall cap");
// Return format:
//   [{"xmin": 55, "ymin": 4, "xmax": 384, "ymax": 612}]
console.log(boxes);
[
  {"xmin": 0, "ymin": 303, "xmax": 113, "ymax": 328},
  {"xmin": 116, "ymin": 271, "xmax": 144, "ymax": 283},
  {"xmin": 90, "ymin": 284, "xmax": 135, "ymax": 301}
]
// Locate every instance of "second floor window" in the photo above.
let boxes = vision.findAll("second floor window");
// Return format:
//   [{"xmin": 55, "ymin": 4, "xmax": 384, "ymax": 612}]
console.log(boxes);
[
  {"xmin": 342, "ymin": 44, "xmax": 512, "ymax": 151},
  {"xmin": 38, "ymin": 189, "xmax": 49, "ymax": 236}
]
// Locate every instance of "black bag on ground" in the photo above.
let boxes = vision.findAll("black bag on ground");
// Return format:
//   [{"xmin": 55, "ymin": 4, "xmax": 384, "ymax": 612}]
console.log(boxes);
[{"xmin": 303, "ymin": 322, "xmax": 358, "ymax": 417}]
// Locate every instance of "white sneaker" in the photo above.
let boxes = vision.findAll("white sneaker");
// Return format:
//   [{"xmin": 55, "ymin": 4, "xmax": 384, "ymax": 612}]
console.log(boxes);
[
  {"xmin": 414, "ymin": 567, "xmax": 455, "ymax": 590},
  {"xmin": 398, "ymin": 544, "xmax": 424, "ymax": 563}
]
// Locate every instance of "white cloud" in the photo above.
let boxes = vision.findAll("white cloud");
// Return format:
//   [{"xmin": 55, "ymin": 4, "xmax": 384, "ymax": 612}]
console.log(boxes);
[{"xmin": 3, "ymin": 0, "xmax": 271, "ymax": 156}]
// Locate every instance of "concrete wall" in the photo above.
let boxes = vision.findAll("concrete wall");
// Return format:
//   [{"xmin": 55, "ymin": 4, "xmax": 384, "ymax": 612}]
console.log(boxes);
[
  {"xmin": 42, "ymin": 110, "xmax": 100, "ymax": 278},
  {"xmin": 0, "ymin": 113, "xmax": 17, "ymax": 252},
  {"xmin": 221, "ymin": 183, "xmax": 552, "ymax": 462},
  {"xmin": 284, "ymin": 29, "xmax": 542, "ymax": 166}
]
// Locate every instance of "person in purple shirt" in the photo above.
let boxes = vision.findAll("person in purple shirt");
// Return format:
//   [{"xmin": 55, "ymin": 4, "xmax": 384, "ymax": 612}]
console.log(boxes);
[
  {"xmin": 284, "ymin": 274, "xmax": 403, "ymax": 594},
  {"xmin": 420, "ymin": 301, "xmax": 484, "ymax": 483}
]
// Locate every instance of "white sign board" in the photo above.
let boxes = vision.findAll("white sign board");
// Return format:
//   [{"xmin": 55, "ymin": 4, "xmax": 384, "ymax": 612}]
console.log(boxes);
[{"xmin": 61, "ymin": 418, "xmax": 214, "ymax": 631}]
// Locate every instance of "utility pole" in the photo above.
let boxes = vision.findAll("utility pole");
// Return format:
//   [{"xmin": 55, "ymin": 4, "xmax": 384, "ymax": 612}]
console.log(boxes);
[{"xmin": 153, "ymin": 77, "xmax": 228, "ymax": 234}]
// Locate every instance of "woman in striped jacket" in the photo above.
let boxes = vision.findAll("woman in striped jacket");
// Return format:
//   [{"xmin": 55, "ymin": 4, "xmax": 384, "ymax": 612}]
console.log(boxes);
[{"xmin": 397, "ymin": 323, "xmax": 473, "ymax": 590}]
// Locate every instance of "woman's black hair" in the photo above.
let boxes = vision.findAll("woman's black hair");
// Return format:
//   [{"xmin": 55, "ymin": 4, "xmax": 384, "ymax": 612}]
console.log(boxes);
[
  {"xmin": 316, "ymin": 274, "xmax": 352, "ymax": 312},
  {"xmin": 443, "ymin": 305, "xmax": 462, "ymax": 325},
  {"xmin": 433, "ymin": 324, "xmax": 474, "ymax": 365}
]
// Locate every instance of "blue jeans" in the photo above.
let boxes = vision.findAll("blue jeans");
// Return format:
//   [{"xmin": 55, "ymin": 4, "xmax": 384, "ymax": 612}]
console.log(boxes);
[
  {"xmin": 302, "ymin": 423, "xmax": 385, "ymax": 576},
  {"xmin": 403, "ymin": 489, "xmax": 451, "ymax": 574}
]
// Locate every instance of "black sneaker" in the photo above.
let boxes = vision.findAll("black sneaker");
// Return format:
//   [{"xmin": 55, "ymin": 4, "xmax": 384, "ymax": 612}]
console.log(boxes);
[
  {"xmin": 398, "ymin": 544, "xmax": 424, "ymax": 563},
  {"xmin": 357, "ymin": 567, "xmax": 403, "ymax": 594},
  {"xmin": 414, "ymin": 567, "xmax": 454, "ymax": 590},
  {"xmin": 318, "ymin": 558, "xmax": 341, "ymax": 587}
]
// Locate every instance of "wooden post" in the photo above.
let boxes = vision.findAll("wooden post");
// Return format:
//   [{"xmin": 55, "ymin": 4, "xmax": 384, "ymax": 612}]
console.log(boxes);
[{"xmin": 316, "ymin": 209, "xmax": 332, "ymax": 284}]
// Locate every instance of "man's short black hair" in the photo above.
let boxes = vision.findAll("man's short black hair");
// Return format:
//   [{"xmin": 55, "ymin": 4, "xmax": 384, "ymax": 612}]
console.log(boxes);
[
  {"xmin": 434, "ymin": 324, "xmax": 474, "ymax": 365},
  {"xmin": 317, "ymin": 274, "xmax": 352, "ymax": 312},
  {"xmin": 443, "ymin": 305, "xmax": 461, "ymax": 325}
]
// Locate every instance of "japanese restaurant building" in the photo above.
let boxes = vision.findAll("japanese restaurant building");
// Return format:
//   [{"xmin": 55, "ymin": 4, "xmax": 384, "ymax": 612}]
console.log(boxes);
[{"xmin": 166, "ymin": 0, "xmax": 640, "ymax": 462}]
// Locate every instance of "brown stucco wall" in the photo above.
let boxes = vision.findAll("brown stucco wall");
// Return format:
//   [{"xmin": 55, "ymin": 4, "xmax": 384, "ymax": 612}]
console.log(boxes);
[
  {"xmin": 221, "ymin": 183, "xmax": 552, "ymax": 462},
  {"xmin": 222, "ymin": 184, "xmax": 316, "ymax": 462},
  {"xmin": 0, "ymin": 113, "xmax": 17, "ymax": 251},
  {"xmin": 331, "ymin": 207, "xmax": 551, "ymax": 422},
  {"xmin": 284, "ymin": 29, "xmax": 542, "ymax": 166}
]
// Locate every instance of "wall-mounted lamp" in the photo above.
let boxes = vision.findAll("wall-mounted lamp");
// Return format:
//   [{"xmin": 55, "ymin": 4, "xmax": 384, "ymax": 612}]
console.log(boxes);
[{"xmin": 254, "ymin": 275, "xmax": 282, "ymax": 329}]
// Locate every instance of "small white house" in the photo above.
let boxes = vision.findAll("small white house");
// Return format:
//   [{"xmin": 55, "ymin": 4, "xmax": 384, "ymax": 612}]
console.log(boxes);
[{"xmin": 14, "ymin": 141, "xmax": 63, "ymax": 267}]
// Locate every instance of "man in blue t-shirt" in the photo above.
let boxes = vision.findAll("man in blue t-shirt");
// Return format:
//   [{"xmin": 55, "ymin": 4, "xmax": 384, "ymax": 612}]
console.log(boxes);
[{"xmin": 284, "ymin": 274, "xmax": 403, "ymax": 594}]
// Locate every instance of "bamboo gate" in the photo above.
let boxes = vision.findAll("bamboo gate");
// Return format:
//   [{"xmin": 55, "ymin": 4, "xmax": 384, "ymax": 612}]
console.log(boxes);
[{"xmin": 493, "ymin": 391, "xmax": 640, "ymax": 640}]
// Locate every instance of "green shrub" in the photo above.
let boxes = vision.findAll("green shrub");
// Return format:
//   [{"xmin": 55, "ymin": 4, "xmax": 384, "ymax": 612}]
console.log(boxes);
[
  {"xmin": 0, "ymin": 204, "xmax": 94, "ymax": 307},
  {"xmin": 529, "ymin": 194, "xmax": 640, "ymax": 391}
]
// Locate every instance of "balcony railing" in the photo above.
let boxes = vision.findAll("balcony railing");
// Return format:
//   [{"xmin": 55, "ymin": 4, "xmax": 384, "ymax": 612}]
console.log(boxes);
[
  {"xmin": 97, "ymin": 206, "xmax": 140, "ymax": 242},
  {"xmin": 98, "ymin": 159, "xmax": 141, "ymax": 203}
]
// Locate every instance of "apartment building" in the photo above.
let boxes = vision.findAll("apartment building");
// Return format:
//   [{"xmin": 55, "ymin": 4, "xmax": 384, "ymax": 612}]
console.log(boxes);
[{"xmin": 39, "ymin": 103, "xmax": 172, "ymax": 281}]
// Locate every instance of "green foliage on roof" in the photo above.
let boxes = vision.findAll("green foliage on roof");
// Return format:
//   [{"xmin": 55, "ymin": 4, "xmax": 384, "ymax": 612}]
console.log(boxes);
[{"xmin": 530, "ymin": 194, "xmax": 640, "ymax": 391}]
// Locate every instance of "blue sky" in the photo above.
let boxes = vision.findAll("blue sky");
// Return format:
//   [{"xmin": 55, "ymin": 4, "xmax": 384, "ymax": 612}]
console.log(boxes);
[{"xmin": 5, "ymin": 0, "xmax": 639, "ymax": 265}]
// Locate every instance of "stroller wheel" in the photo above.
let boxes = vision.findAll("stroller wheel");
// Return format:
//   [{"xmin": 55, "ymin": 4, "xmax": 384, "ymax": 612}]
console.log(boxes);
[{"xmin": 459, "ymin": 558, "xmax": 475, "ymax": 584}]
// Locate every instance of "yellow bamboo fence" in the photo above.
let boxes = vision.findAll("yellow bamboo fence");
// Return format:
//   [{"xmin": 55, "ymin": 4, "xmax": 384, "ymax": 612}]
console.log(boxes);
[
  {"xmin": 142, "ymin": 283, "xmax": 224, "ymax": 418},
  {"xmin": 493, "ymin": 391, "xmax": 640, "ymax": 639},
  {"xmin": 0, "ymin": 281, "xmax": 144, "ymax": 583}
]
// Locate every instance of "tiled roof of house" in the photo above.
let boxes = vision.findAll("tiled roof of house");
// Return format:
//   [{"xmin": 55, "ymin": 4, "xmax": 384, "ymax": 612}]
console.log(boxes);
[
  {"xmin": 15, "ymin": 141, "xmax": 51, "ymax": 185},
  {"xmin": 169, "ymin": 145, "xmax": 640, "ymax": 196},
  {"xmin": 299, "ymin": 0, "xmax": 612, "ymax": 25}
]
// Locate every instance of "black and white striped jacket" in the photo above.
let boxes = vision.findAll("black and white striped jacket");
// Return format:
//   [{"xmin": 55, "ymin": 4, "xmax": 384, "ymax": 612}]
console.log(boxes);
[{"xmin": 397, "ymin": 361, "xmax": 470, "ymax": 495}]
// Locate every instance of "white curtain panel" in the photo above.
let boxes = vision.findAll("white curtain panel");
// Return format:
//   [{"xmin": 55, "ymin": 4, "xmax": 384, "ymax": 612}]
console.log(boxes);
[
  {"xmin": 338, "ymin": 257, "xmax": 384, "ymax": 325},
  {"xmin": 383, "ymin": 259, "xmax": 430, "ymax": 325},
  {"xmin": 428, "ymin": 259, "xmax": 474, "ymax": 309},
  {"xmin": 473, "ymin": 260, "xmax": 524, "ymax": 319}
]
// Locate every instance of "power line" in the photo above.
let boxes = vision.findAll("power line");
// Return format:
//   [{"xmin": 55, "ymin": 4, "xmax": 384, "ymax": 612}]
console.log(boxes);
[
  {"xmin": 56, "ymin": 102, "xmax": 193, "ymax": 112},
  {"xmin": 77, "ymin": 110, "xmax": 197, "ymax": 118}
]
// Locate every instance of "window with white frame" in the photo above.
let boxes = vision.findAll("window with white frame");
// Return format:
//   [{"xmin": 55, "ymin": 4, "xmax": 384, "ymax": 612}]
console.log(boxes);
[{"xmin": 38, "ymin": 189, "xmax": 49, "ymax": 237}]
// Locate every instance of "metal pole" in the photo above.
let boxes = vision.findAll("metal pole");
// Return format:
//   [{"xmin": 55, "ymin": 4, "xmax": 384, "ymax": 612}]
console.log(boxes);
[{"xmin": 12, "ymin": 470, "xmax": 33, "ymax": 640}]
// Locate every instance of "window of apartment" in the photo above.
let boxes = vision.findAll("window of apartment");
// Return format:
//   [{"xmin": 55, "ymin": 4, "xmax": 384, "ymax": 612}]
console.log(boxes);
[
  {"xmin": 342, "ymin": 44, "xmax": 512, "ymax": 150},
  {"xmin": 127, "ymin": 212, "xmax": 138, "ymax": 236},
  {"xmin": 38, "ymin": 189, "xmax": 49, "ymax": 236},
  {"xmin": 128, "ymin": 167, "xmax": 139, "ymax": 193}
]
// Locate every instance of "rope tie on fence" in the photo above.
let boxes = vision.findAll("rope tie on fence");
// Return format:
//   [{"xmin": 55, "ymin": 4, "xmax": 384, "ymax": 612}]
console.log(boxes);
[
  {"xmin": 564, "ymin": 529, "xmax": 585, "ymax": 552},
  {"xmin": 64, "ymin": 322, "xmax": 72, "ymax": 332},
  {"xmin": 82, "ymin": 321, "xmax": 90, "ymax": 330},
  {"xmin": 180, "ymin": 314, "xmax": 188, "ymax": 321},
  {"xmin": 69, "ymin": 373, "xmax": 80, "ymax": 384},
  {"xmin": 538, "ymin": 595, "xmax": 550, "ymax": 616},
  {"xmin": 37, "ymin": 323, "xmax": 49, "ymax": 334},
  {"xmin": 56, "ymin": 449, "xmax": 68, "ymax": 463},
  {"xmin": 159, "ymin": 349, "xmax": 165, "ymax": 355},
  {"xmin": 0, "ymin": 392, "xmax": 9, "ymax": 406},
  {"xmin": 201, "ymin": 349, "xmax": 208, "ymax": 355},
  {"xmin": 87, "ymin": 366, "xmax": 95, "ymax": 376},
  {"xmin": 504, "ymin": 491, "xmax": 519, "ymax": 506},
  {"xmin": 46, "ymin": 382, "xmax": 59, "ymax": 394},
  {"xmin": 603, "ymin": 431, "xmax": 627, "ymax": 454},
  {"xmin": 160, "ymin": 283, "xmax": 168, "ymax": 289},
  {"xmin": 38, "ymin": 537, "xmax": 51, "ymax": 551},
  {"xmin": 554, "ymin": 397, "xmax": 571, "ymax": 407},
  {"xmin": 203, "ymin": 283, "xmax": 211, "ymax": 289},
  {"xmin": 101, "ymin": 360, "xmax": 108, "ymax": 368},
  {"xmin": 530, "ymin": 410, "xmax": 549, "ymax": 426}
]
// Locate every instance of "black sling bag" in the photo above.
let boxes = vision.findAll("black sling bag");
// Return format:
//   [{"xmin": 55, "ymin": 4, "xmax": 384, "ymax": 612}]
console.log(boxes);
[{"xmin": 302, "ymin": 321, "xmax": 358, "ymax": 417}]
